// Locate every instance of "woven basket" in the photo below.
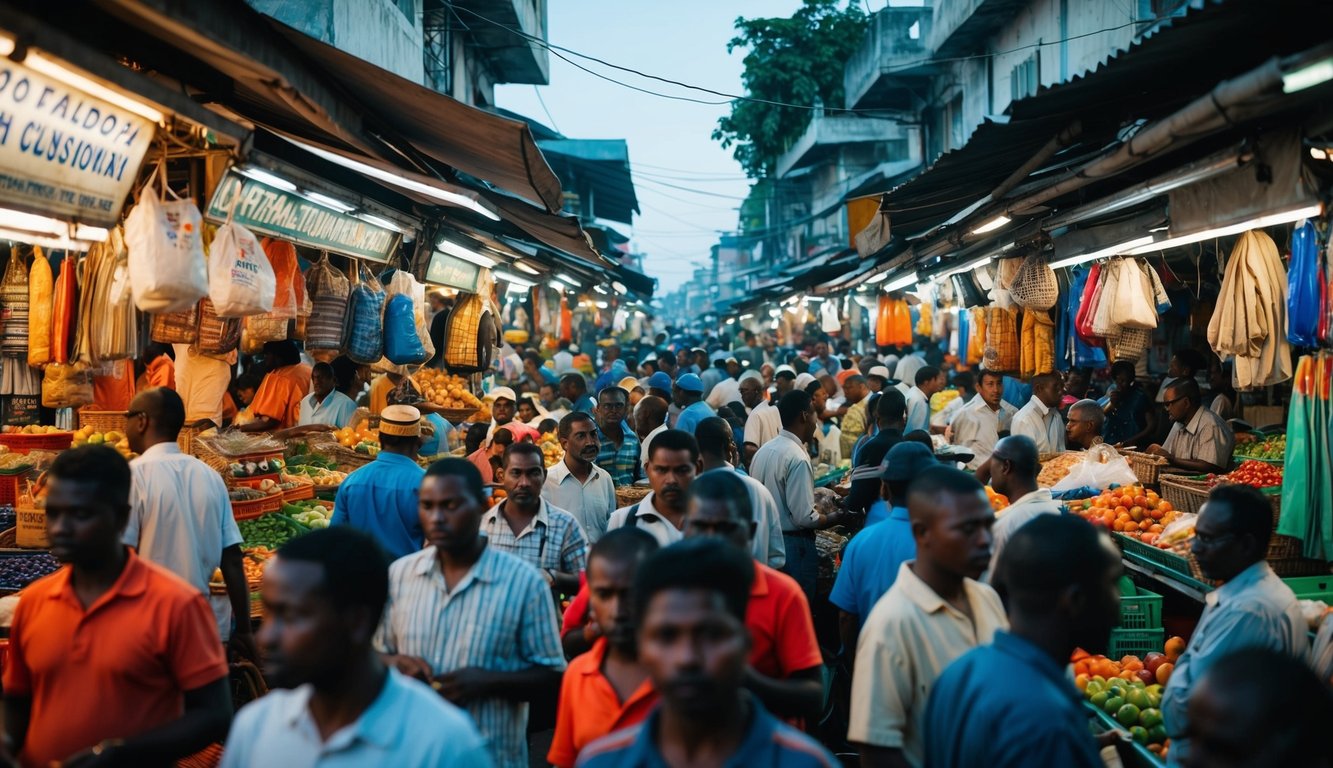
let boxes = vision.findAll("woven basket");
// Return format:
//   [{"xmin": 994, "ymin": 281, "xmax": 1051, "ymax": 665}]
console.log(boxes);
[
  {"xmin": 438, "ymin": 407, "xmax": 479, "ymax": 424},
  {"xmin": 192, "ymin": 297, "xmax": 240, "ymax": 356},
  {"xmin": 1121, "ymin": 450, "xmax": 1169, "ymax": 487},
  {"xmin": 77, "ymin": 409, "xmax": 126, "ymax": 434},
  {"xmin": 615, "ymin": 485, "xmax": 652, "ymax": 508},
  {"xmin": 444, "ymin": 293, "xmax": 496, "ymax": 374},
  {"xmin": 1268, "ymin": 558, "xmax": 1331, "ymax": 577},
  {"xmin": 1010, "ymin": 254, "xmax": 1058, "ymax": 311},
  {"xmin": 1159, "ymin": 474, "xmax": 1211, "ymax": 516},
  {"xmin": 151, "ymin": 307, "xmax": 198, "ymax": 344},
  {"xmin": 0, "ymin": 527, "xmax": 16, "ymax": 548}
]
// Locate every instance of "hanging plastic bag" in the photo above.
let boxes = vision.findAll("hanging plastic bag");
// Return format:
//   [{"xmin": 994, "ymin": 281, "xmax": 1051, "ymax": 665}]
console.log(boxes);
[
  {"xmin": 27, "ymin": 248, "xmax": 52, "ymax": 368},
  {"xmin": 343, "ymin": 263, "xmax": 385, "ymax": 364},
  {"xmin": 1090, "ymin": 262, "xmax": 1119, "ymax": 338},
  {"xmin": 383, "ymin": 270, "xmax": 429, "ymax": 365},
  {"xmin": 1288, "ymin": 220, "xmax": 1320, "ymax": 347},
  {"xmin": 305, "ymin": 254, "xmax": 350, "ymax": 354},
  {"xmin": 209, "ymin": 221, "xmax": 275, "ymax": 317},
  {"xmin": 123, "ymin": 164, "xmax": 208, "ymax": 313},
  {"xmin": 1051, "ymin": 444, "xmax": 1138, "ymax": 491},
  {"xmin": 1109, "ymin": 259, "xmax": 1158, "ymax": 329},
  {"xmin": 260, "ymin": 238, "xmax": 302, "ymax": 320}
]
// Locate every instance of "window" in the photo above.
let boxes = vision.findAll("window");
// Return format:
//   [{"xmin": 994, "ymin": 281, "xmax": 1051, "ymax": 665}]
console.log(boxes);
[{"xmin": 1011, "ymin": 54, "xmax": 1040, "ymax": 102}]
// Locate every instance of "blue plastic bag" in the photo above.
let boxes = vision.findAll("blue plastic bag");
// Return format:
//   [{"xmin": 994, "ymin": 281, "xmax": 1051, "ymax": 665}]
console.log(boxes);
[
  {"xmin": 343, "ymin": 265, "xmax": 385, "ymax": 364},
  {"xmin": 384, "ymin": 293, "xmax": 428, "ymax": 364},
  {"xmin": 1288, "ymin": 220, "xmax": 1319, "ymax": 346}
]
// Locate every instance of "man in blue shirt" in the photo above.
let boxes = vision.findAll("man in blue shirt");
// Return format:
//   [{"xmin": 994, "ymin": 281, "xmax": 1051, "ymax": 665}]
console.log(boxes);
[
  {"xmin": 331, "ymin": 405, "xmax": 426, "ymax": 560},
  {"xmin": 671, "ymin": 374, "xmax": 716, "ymax": 437},
  {"xmin": 924, "ymin": 514, "xmax": 1123, "ymax": 768},
  {"xmin": 808, "ymin": 340, "xmax": 841, "ymax": 376},
  {"xmin": 560, "ymin": 373, "xmax": 596, "ymax": 415},
  {"xmin": 296, "ymin": 362, "xmax": 357, "ymax": 428},
  {"xmin": 831, "ymin": 440, "xmax": 937, "ymax": 655},
  {"xmin": 845, "ymin": 389, "xmax": 907, "ymax": 515},
  {"xmin": 578, "ymin": 538, "xmax": 836, "ymax": 768}
]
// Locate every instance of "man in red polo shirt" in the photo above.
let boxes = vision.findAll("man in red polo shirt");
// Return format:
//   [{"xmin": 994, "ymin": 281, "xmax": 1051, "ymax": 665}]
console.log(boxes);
[
  {"xmin": 1, "ymin": 446, "xmax": 232, "ymax": 768},
  {"xmin": 548, "ymin": 528, "xmax": 660, "ymax": 767},
  {"xmin": 682, "ymin": 471, "xmax": 825, "ymax": 721}
]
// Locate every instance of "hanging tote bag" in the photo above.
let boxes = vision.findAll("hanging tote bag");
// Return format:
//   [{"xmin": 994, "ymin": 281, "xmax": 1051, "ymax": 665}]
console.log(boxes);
[
  {"xmin": 27, "ymin": 248, "xmax": 53, "ymax": 368},
  {"xmin": 1075, "ymin": 263, "xmax": 1103, "ymax": 343},
  {"xmin": 383, "ymin": 270, "xmax": 429, "ymax": 365},
  {"xmin": 343, "ymin": 263, "xmax": 385, "ymax": 365},
  {"xmin": 1010, "ymin": 254, "xmax": 1059, "ymax": 311},
  {"xmin": 305, "ymin": 253, "xmax": 351, "ymax": 355},
  {"xmin": 123, "ymin": 163, "xmax": 209, "ymax": 314},
  {"xmin": 50, "ymin": 252, "xmax": 77, "ymax": 365},
  {"xmin": 192, "ymin": 298, "xmax": 241, "ymax": 357},
  {"xmin": 1109, "ymin": 259, "xmax": 1158, "ymax": 330},
  {"xmin": 1090, "ymin": 261, "xmax": 1121, "ymax": 338},
  {"xmin": 444, "ymin": 292, "xmax": 497, "ymax": 374},
  {"xmin": 208, "ymin": 220, "xmax": 275, "ymax": 317}
]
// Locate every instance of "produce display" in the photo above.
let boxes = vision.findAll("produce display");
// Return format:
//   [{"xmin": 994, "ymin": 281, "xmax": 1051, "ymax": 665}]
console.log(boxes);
[
  {"xmin": 283, "ymin": 465, "xmax": 348, "ymax": 488},
  {"xmin": 1073, "ymin": 637, "xmax": 1185, "ymax": 759},
  {"xmin": 200, "ymin": 432, "xmax": 285, "ymax": 456},
  {"xmin": 228, "ymin": 487, "xmax": 275, "ymax": 503},
  {"xmin": 1232, "ymin": 432, "xmax": 1284, "ymax": 462},
  {"xmin": 71, "ymin": 427, "xmax": 133, "ymax": 459},
  {"xmin": 332, "ymin": 421, "xmax": 380, "ymax": 454},
  {"xmin": 411, "ymin": 370, "xmax": 483, "ymax": 410},
  {"xmin": 1205, "ymin": 459, "xmax": 1282, "ymax": 489},
  {"xmin": 985, "ymin": 486, "xmax": 1009, "ymax": 513},
  {"xmin": 1, "ymin": 425, "xmax": 65, "ymax": 435},
  {"xmin": 228, "ymin": 456, "xmax": 285, "ymax": 478},
  {"xmin": 929, "ymin": 387, "xmax": 962, "ymax": 414},
  {"xmin": 1070, "ymin": 485, "xmax": 1178, "ymax": 545},
  {"xmin": 539, "ymin": 432, "xmax": 563, "ymax": 468},
  {"xmin": 281, "ymin": 500, "xmax": 331, "ymax": 529},
  {"xmin": 237, "ymin": 514, "xmax": 304, "ymax": 549},
  {"xmin": 1037, "ymin": 451, "xmax": 1087, "ymax": 488},
  {"xmin": 0, "ymin": 553, "xmax": 60, "ymax": 589},
  {"xmin": 0, "ymin": 455, "xmax": 32, "ymax": 472},
  {"xmin": 467, "ymin": 404, "xmax": 492, "ymax": 423}
]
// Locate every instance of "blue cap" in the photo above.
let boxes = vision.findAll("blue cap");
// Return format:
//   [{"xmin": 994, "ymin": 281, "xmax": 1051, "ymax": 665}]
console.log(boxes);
[
  {"xmin": 675, "ymin": 373, "xmax": 705, "ymax": 393},
  {"xmin": 647, "ymin": 372, "xmax": 674, "ymax": 392}
]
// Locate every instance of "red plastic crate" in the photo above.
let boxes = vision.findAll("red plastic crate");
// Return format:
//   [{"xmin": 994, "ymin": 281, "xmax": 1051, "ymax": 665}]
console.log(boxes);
[{"xmin": 0, "ymin": 433, "xmax": 72, "ymax": 454}]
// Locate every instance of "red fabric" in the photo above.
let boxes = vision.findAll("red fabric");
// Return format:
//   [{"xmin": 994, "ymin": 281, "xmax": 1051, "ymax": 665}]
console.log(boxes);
[{"xmin": 3, "ymin": 551, "xmax": 228, "ymax": 768}]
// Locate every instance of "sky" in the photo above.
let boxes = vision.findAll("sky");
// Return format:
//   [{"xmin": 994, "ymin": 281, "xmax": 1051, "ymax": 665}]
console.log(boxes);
[{"xmin": 495, "ymin": 0, "xmax": 808, "ymax": 295}]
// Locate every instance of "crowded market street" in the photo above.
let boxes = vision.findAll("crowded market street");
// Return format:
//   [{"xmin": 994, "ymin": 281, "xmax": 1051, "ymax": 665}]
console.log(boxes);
[{"xmin": 0, "ymin": 0, "xmax": 1328, "ymax": 766}]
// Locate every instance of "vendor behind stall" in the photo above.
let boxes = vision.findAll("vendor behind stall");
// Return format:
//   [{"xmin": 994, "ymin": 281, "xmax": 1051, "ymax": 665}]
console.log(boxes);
[
  {"xmin": 1146, "ymin": 379, "xmax": 1234, "ymax": 474},
  {"xmin": 296, "ymin": 363, "xmax": 357, "ymax": 429},
  {"xmin": 237, "ymin": 341, "xmax": 312, "ymax": 432}
]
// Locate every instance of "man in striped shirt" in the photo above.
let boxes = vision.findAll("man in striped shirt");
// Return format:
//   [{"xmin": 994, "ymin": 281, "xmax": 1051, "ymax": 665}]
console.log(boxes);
[
  {"xmin": 377, "ymin": 459, "xmax": 566, "ymax": 768},
  {"xmin": 483, "ymin": 442, "xmax": 588, "ymax": 595}
]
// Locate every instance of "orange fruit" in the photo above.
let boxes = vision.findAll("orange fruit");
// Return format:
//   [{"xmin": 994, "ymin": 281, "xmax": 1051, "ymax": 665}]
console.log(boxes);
[
  {"xmin": 1164, "ymin": 636, "xmax": 1186, "ymax": 661},
  {"xmin": 1075, "ymin": 673, "xmax": 1090, "ymax": 691},
  {"xmin": 1071, "ymin": 648, "xmax": 1091, "ymax": 663},
  {"xmin": 1155, "ymin": 662, "xmax": 1174, "ymax": 685},
  {"xmin": 1158, "ymin": 500, "xmax": 1173, "ymax": 513}
]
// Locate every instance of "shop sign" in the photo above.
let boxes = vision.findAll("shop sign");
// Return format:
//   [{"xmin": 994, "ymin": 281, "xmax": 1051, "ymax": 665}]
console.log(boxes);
[
  {"xmin": 424, "ymin": 250, "xmax": 481, "ymax": 292},
  {"xmin": 0, "ymin": 59, "xmax": 155, "ymax": 227},
  {"xmin": 2, "ymin": 395, "xmax": 39, "ymax": 426},
  {"xmin": 206, "ymin": 172, "xmax": 401, "ymax": 263}
]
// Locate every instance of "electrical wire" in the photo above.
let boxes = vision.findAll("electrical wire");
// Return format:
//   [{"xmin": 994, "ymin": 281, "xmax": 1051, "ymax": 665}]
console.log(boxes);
[
  {"xmin": 533, "ymin": 85, "xmax": 561, "ymax": 134},
  {"xmin": 452, "ymin": 5, "xmax": 1169, "ymax": 114}
]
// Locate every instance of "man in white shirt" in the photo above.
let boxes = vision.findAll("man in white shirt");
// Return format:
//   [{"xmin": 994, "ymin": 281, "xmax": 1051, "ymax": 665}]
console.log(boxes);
[
  {"xmin": 607, "ymin": 429, "xmax": 700, "ymax": 547},
  {"xmin": 124, "ymin": 387, "xmax": 253, "ymax": 657},
  {"xmin": 1010, "ymin": 372, "xmax": 1066, "ymax": 454},
  {"xmin": 706, "ymin": 358, "xmax": 744, "ymax": 409},
  {"xmin": 221, "ymin": 527, "xmax": 490, "ymax": 768},
  {"xmin": 984, "ymin": 435, "xmax": 1064, "ymax": 581},
  {"xmin": 894, "ymin": 349, "xmax": 927, "ymax": 389},
  {"xmin": 950, "ymin": 369, "xmax": 1018, "ymax": 470},
  {"xmin": 905, "ymin": 366, "xmax": 946, "ymax": 434},
  {"xmin": 543, "ymin": 412, "xmax": 617, "ymax": 543},
  {"xmin": 695, "ymin": 417, "xmax": 786, "ymax": 569}
]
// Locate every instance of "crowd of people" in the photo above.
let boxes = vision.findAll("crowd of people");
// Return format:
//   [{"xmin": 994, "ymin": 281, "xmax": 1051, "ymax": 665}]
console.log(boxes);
[{"xmin": 0, "ymin": 330, "xmax": 1329, "ymax": 768}]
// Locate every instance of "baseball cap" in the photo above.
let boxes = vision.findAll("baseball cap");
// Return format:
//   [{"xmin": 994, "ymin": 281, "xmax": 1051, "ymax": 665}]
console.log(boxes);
[
  {"xmin": 485, "ymin": 386, "xmax": 517, "ymax": 403},
  {"xmin": 882, "ymin": 442, "xmax": 938, "ymax": 482},
  {"xmin": 675, "ymin": 373, "xmax": 705, "ymax": 393},
  {"xmin": 647, "ymin": 372, "xmax": 674, "ymax": 392},
  {"xmin": 617, "ymin": 376, "xmax": 640, "ymax": 391}
]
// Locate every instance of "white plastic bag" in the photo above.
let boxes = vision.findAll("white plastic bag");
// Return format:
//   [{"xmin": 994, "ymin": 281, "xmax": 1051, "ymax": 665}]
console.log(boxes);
[
  {"xmin": 1051, "ymin": 444, "xmax": 1138, "ymax": 491},
  {"xmin": 1090, "ymin": 262, "xmax": 1119, "ymax": 338},
  {"xmin": 123, "ymin": 165, "xmax": 209, "ymax": 314},
  {"xmin": 208, "ymin": 221, "xmax": 275, "ymax": 317},
  {"xmin": 1109, "ymin": 259, "xmax": 1158, "ymax": 330}
]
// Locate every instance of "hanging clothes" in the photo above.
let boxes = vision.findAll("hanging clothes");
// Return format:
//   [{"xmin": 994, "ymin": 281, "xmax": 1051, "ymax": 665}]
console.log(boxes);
[
  {"xmin": 1206, "ymin": 230, "xmax": 1293, "ymax": 389},
  {"xmin": 820, "ymin": 300, "xmax": 841, "ymax": 334},
  {"xmin": 1279, "ymin": 353, "xmax": 1332, "ymax": 559}
]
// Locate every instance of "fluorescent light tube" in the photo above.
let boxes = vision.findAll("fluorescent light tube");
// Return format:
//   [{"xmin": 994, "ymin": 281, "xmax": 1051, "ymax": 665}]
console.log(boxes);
[
  {"xmin": 355, "ymin": 212, "xmax": 405, "ymax": 233},
  {"xmin": 1049, "ymin": 236, "xmax": 1155, "ymax": 269},
  {"xmin": 1283, "ymin": 57, "xmax": 1333, "ymax": 94},
  {"xmin": 612, "ymin": 281, "xmax": 628, "ymax": 294},
  {"xmin": 24, "ymin": 52, "xmax": 164, "ymax": 123},
  {"xmin": 493, "ymin": 270, "xmax": 534, "ymax": 288},
  {"xmin": 593, "ymin": 285, "xmax": 608, "ymax": 295},
  {"xmin": 556, "ymin": 273, "xmax": 580, "ymax": 286},
  {"xmin": 301, "ymin": 190, "xmax": 355, "ymax": 213},
  {"xmin": 883, "ymin": 271, "xmax": 919, "ymax": 292},
  {"xmin": 1126, "ymin": 204, "xmax": 1323, "ymax": 255},
  {"xmin": 971, "ymin": 215, "xmax": 1011, "ymax": 235},
  {"xmin": 865, "ymin": 272, "xmax": 890, "ymax": 284},
  {"xmin": 512, "ymin": 261, "xmax": 541, "ymax": 275},
  {"xmin": 549, "ymin": 279, "xmax": 567, "ymax": 291},
  {"xmin": 238, "ymin": 167, "xmax": 297, "ymax": 193},
  {"xmin": 436, "ymin": 239, "xmax": 496, "ymax": 268}
]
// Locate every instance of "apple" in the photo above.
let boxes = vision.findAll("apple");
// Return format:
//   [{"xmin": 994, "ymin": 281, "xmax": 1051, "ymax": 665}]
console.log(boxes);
[
  {"xmin": 1144, "ymin": 652, "xmax": 1167, "ymax": 675},
  {"xmin": 1135, "ymin": 668, "xmax": 1156, "ymax": 686}
]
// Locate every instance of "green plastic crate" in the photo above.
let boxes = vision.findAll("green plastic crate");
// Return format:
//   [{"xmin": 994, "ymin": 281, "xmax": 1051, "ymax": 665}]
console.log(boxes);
[
  {"xmin": 1109, "ymin": 627, "xmax": 1164, "ymax": 659},
  {"xmin": 1116, "ymin": 534, "xmax": 1192, "ymax": 572},
  {"xmin": 1284, "ymin": 576, "xmax": 1333, "ymax": 602},
  {"xmin": 1119, "ymin": 586, "xmax": 1164, "ymax": 630}
]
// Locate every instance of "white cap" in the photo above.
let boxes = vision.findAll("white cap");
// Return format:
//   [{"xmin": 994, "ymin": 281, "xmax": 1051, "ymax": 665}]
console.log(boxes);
[
  {"xmin": 485, "ymin": 386, "xmax": 517, "ymax": 403},
  {"xmin": 868, "ymin": 366, "xmax": 891, "ymax": 379}
]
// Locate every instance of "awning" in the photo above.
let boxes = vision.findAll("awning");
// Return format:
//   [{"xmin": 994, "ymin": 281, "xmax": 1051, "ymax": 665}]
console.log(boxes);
[{"xmin": 537, "ymin": 139, "xmax": 640, "ymax": 225}]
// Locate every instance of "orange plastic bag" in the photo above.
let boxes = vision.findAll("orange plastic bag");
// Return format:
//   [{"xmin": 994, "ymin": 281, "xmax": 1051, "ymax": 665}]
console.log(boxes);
[{"xmin": 875, "ymin": 295, "xmax": 892, "ymax": 347}]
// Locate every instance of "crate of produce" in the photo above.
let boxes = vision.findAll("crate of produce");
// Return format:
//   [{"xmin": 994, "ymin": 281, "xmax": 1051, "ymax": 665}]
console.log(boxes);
[
  {"xmin": 1083, "ymin": 703, "xmax": 1166, "ymax": 766},
  {"xmin": 236, "ymin": 513, "xmax": 309, "ymax": 550},
  {"xmin": 281, "ymin": 483, "xmax": 314, "ymax": 502},
  {"xmin": 233, "ymin": 475, "xmax": 281, "ymax": 491},
  {"xmin": 1120, "ymin": 450, "xmax": 1169, "ymax": 487},
  {"xmin": 1158, "ymin": 475, "xmax": 1211, "ymax": 516},
  {"xmin": 1119, "ymin": 584, "xmax": 1164, "ymax": 630},
  {"xmin": 1116, "ymin": 533, "xmax": 1191, "ymax": 572},
  {"xmin": 76, "ymin": 409, "xmax": 126, "ymax": 434},
  {"xmin": 0, "ymin": 550, "xmax": 60, "ymax": 593},
  {"xmin": 229, "ymin": 488, "xmax": 283, "ymax": 521},
  {"xmin": 0, "ymin": 432, "xmax": 73, "ymax": 455},
  {"xmin": 1109, "ymin": 627, "xmax": 1165, "ymax": 659}
]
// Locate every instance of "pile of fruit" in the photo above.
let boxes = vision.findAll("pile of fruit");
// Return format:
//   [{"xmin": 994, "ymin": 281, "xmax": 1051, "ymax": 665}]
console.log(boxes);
[
  {"xmin": 1037, "ymin": 451, "xmax": 1088, "ymax": 488},
  {"xmin": 281, "ymin": 500, "xmax": 331, "ymax": 529},
  {"xmin": 1206, "ymin": 459, "xmax": 1282, "ymax": 489},
  {"xmin": 1, "ymin": 425, "xmax": 64, "ymax": 435},
  {"xmin": 332, "ymin": 421, "xmax": 380, "ymax": 454},
  {"xmin": 1073, "ymin": 636, "xmax": 1185, "ymax": 758},
  {"xmin": 71, "ymin": 427, "xmax": 133, "ymax": 459},
  {"xmin": 211, "ymin": 546, "xmax": 274, "ymax": 590},
  {"xmin": 411, "ymin": 370, "xmax": 483, "ymax": 410},
  {"xmin": 1233, "ymin": 433, "xmax": 1284, "ymax": 462},
  {"xmin": 985, "ymin": 486, "xmax": 1009, "ymax": 512},
  {"xmin": 539, "ymin": 432, "xmax": 564, "ymax": 468},
  {"xmin": 0, "ymin": 552, "xmax": 60, "ymax": 588},
  {"xmin": 283, "ymin": 465, "xmax": 347, "ymax": 488},
  {"xmin": 1070, "ymin": 484, "xmax": 1177, "ymax": 545},
  {"xmin": 930, "ymin": 388, "xmax": 962, "ymax": 414},
  {"xmin": 467, "ymin": 404, "xmax": 492, "ymax": 423}
]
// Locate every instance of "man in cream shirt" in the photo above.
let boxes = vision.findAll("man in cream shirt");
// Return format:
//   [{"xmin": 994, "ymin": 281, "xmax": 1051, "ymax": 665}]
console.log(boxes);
[{"xmin": 949, "ymin": 369, "xmax": 1017, "ymax": 469}]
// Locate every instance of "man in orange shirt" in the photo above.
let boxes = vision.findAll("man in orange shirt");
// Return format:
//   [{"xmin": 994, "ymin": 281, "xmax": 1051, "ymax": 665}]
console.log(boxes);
[
  {"xmin": 548, "ymin": 528, "xmax": 660, "ymax": 768},
  {"xmin": 683, "ymin": 471, "xmax": 825, "ymax": 722},
  {"xmin": 1, "ymin": 446, "xmax": 232, "ymax": 767},
  {"xmin": 239, "ymin": 341, "xmax": 312, "ymax": 432}
]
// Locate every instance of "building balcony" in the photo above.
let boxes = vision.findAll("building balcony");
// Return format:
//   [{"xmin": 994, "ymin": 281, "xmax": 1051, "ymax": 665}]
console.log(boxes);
[
  {"xmin": 443, "ymin": 0, "xmax": 550, "ymax": 84},
  {"xmin": 775, "ymin": 110, "xmax": 907, "ymax": 179},
  {"xmin": 843, "ymin": 6, "xmax": 935, "ymax": 110},
  {"xmin": 929, "ymin": 0, "xmax": 1029, "ymax": 58}
]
